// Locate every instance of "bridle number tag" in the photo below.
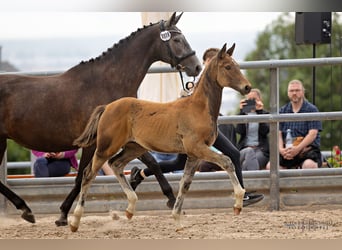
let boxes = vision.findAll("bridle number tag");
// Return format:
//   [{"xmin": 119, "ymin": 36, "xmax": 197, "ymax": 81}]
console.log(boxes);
[{"xmin": 160, "ymin": 31, "xmax": 171, "ymax": 41}]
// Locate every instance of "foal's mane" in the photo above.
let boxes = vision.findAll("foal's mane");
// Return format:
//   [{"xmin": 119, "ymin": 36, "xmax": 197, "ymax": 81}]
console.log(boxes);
[{"xmin": 74, "ymin": 22, "xmax": 159, "ymax": 68}]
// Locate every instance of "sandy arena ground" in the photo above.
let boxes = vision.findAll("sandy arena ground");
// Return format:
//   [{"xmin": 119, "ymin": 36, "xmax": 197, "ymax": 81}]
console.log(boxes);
[{"xmin": 1, "ymin": 205, "xmax": 342, "ymax": 239}]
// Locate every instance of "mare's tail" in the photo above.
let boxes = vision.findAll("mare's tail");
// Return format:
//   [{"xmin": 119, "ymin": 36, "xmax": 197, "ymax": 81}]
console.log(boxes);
[{"xmin": 73, "ymin": 105, "xmax": 106, "ymax": 148}]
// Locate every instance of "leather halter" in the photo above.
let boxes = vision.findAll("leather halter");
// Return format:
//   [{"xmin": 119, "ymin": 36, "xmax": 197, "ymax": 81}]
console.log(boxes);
[
  {"xmin": 159, "ymin": 20, "xmax": 196, "ymax": 68},
  {"xmin": 159, "ymin": 20, "xmax": 196, "ymax": 92}
]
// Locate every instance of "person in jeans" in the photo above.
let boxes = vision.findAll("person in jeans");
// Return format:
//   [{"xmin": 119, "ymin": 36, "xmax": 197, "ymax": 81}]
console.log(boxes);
[
  {"xmin": 32, "ymin": 150, "xmax": 78, "ymax": 177},
  {"xmin": 266, "ymin": 79, "xmax": 322, "ymax": 169},
  {"xmin": 236, "ymin": 88, "xmax": 270, "ymax": 170}
]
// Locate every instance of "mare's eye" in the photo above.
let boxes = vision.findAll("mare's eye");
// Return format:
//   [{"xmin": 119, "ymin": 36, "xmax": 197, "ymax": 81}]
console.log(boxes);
[
  {"xmin": 225, "ymin": 65, "xmax": 231, "ymax": 70},
  {"xmin": 173, "ymin": 38, "xmax": 181, "ymax": 43}
]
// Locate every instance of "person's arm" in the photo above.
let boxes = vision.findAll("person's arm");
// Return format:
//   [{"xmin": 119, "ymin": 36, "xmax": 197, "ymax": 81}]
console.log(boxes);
[
  {"xmin": 32, "ymin": 150, "xmax": 46, "ymax": 158},
  {"xmin": 278, "ymin": 131, "xmax": 286, "ymax": 157},
  {"xmin": 292, "ymin": 129, "xmax": 318, "ymax": 155},
  {"xmin": 63, "ymin": 149, "xmax": 78, "ymax": 159}
]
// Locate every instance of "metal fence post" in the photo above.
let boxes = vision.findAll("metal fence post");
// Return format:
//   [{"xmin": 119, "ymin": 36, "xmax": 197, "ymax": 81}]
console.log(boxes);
[
  {"xmin": 269, "ymin": 67, "xmax": 280, "ymax": 210},
  {"xmin": 0, "ymin": 152, "xmax": 7, "ymax": 214}
]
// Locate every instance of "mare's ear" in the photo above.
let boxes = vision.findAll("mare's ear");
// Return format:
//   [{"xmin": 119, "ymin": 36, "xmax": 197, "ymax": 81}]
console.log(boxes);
[
  {"xmin": 227, "ymin": 43, "xmax": 236, "ymax": 56},
  {"xmin": 218, "ymin": 43, "xmax": 227, "ymax": 59},
  {"xmin": 167, "ymin": 12, "xmax": 183, "ymax": 27}
]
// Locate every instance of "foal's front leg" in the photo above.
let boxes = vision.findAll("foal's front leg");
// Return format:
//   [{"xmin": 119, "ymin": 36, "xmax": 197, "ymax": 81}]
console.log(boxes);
[
  {"xmin": 221, "ymin": 154, "xmax": 245, "ymax": 214},
  {"xmin": 172, "ymin": 156, "xmax": 198, "ymax": 231},
  {"xmin": 197, "ymin": 148, "xmax": 245, "ymax": 215}
]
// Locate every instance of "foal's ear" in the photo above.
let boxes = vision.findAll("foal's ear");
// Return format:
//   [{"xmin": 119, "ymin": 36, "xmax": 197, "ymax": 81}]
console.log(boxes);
[
  {"xmin": 218, "ymin": 43, "xmax": 227, "ymax": 59},
  {"xmin": 227, "ymin": 43, "xmax": 236, "ymax": 56},
  {"xmin": 167, "ymin": 12, "xmax": 183, "ymax": 26}
]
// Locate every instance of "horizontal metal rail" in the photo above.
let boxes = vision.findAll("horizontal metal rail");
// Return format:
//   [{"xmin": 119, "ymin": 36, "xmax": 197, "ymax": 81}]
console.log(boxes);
[
  {"xmin": 2, "ymin": 57, "xmax": 342, "ymax": 76},
  {"xmin": 218, "ymin": 111, "xmax": 342, "ymax": 124}
]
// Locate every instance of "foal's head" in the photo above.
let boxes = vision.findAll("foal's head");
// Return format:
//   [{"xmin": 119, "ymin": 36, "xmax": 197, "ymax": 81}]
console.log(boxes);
[{"xmin": 213, "ymin": 43, "xmax": 251, "ymax": 95}]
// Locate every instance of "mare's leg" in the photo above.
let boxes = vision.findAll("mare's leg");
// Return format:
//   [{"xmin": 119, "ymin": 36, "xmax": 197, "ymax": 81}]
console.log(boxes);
[
  {"xmin": 172, "ymin": 156, "xmax": 199, "ymax": 231},
  {"xmin": 55, "ymin": 145, "xmax": 95, "ymax": 226},
  {"xmin": 70, "ymin": 151, "xmax": 107, "ymax": 232},
  {"xmin": 0, "ymin": 139, "xmax": 35, "ymax": 223},
  {"xmin": 108, "ymin": 142, "xmax": 147, "ymax": 219},
  {"xmin": 138, "ymin": 152, "xmax": 176, "ymax": 209}
]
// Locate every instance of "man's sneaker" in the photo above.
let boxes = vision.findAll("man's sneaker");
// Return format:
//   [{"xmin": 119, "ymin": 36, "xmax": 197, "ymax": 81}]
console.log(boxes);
[
  {"xmin": 130, "ymin": 166, "xmax": 144, "ymax": 190},
  {"xmin": 243, "ymin": 191, "xmax": 264, "ymax": 207}
]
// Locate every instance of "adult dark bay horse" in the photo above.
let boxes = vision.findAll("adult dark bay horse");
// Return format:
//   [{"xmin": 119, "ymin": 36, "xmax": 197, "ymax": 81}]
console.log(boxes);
[
  {"xmin": 0, "ymin": 12, "xmax": 201, "ymax": 225},
  {"xmin": 71, "ymin": 43, "xmax": 251, "ymax": 232}
]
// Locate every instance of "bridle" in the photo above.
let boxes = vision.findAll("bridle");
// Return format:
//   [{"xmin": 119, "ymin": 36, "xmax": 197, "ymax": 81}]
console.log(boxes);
[{"xmin": 159, "ymin": 20, "xmax": 196, "ymax": 92}]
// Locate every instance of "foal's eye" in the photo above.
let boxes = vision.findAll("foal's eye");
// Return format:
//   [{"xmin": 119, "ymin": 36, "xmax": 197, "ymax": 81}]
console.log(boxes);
[{"xmin": 225, "ymin": 65, "xmax": 231, "ymax": 70}]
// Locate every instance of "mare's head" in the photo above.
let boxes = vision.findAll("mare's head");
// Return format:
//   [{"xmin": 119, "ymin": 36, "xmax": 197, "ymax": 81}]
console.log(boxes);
[
  {"xmin": 212, "ymin": 43, "xmax": 251, "ymax": 95},
  {"xmin": 159, "ymin": 12, "xmax": 202, "ymax": 77}
]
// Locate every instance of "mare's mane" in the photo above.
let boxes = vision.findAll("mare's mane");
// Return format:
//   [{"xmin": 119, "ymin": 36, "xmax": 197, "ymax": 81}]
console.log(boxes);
[{"xmin": 71, "ymin": 22, "xmax": 159, "ymax": 69}]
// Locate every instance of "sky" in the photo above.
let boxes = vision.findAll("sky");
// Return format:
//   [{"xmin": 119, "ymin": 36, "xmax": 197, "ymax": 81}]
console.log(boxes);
[{"xmin": 0, "ymin": 12, "xmax": 282, "ymax": 40}]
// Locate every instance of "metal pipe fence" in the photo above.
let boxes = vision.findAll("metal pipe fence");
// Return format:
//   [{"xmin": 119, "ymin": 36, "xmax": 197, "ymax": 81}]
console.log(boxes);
[{"xmin": 1, "ymin": 57, "xmax": 342, "ymax": 214}]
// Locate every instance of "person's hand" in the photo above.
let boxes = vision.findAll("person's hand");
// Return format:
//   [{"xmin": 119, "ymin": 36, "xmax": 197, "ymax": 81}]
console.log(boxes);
[
  {"xmin": 255, "ymin": 99, "xmax": 264, "ymax": 110},
  {"xmin": 45, "ymin": 152, "xmax": 64, "ymax": 159},
  {"xmin": 239, "ymin": 99, "xmax": 247, "ymax": 110},
  {"xmin": 281, "ymin": 146, "xmax": 301, "ymax": 160}
]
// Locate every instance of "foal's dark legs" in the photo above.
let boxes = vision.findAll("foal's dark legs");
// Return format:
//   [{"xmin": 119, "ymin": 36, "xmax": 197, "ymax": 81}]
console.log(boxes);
[
  {"xmin": 138, "ymin": 153, "xmax": 176, "ymax": 209},
  {"xmin": 0, "ymin": 139, "xmax": 35, "ymax": 223},
  {"xmin": 55, "ymin": 145, "xmax": 95, "ymax": 226}
]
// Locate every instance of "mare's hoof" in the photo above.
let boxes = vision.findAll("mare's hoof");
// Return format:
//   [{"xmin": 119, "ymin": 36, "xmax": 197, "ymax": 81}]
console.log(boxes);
[
  {"xmin": 70, "ymin": 224, "xmax": 79, "ymax": 232},
  {"xmin": 21, "ymin": 211, "xmax": 35, "ymax": 224},
  {"xmin": 55, "ymin": 218, "xmax": 68, "ymax": 227},
  {"xmin": 175, "ymin": 226, "xmax": 184, "ymax": 232},
  {"xmin": 125, "ymin": 210, "xmax": 134, "ymax": 219},
  {"xmin": 166, "ymin": 198, "xmax": 176, "ymax": 209},
  {"xmin": 233, "ymin": 207, "xmax": 242, "ymax": 215}
]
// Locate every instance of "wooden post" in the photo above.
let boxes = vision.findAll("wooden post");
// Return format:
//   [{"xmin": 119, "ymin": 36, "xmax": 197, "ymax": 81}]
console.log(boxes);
[
  {"xmin": 269, "ymin": 67, "xmax": 280, "ymax": 210},
  {"xmin": 0, "ymin": 152, "xmax": 7, "ymax": 214}
]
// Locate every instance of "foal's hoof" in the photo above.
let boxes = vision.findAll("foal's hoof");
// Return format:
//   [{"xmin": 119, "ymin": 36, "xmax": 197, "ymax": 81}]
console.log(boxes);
[
  {"xmin": 70, "ymin": 224, "xmax": 79, "ymax": 232},
  {"xmin": 21, "ymin": 211, "xmax": 36, "ymax": 224},
  {"xmin": 125, "ymin": 210, "xmax": 134, "ymax": 220},
  {"xmin": 233, "ymin": 207, "xmax": 242, "ymax": 215}
]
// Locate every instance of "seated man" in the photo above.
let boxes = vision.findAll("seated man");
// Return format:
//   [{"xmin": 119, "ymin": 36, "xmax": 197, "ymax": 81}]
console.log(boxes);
[{"xmin": 266, "ymin": 79, "xmax": 322, "ymax": 169}]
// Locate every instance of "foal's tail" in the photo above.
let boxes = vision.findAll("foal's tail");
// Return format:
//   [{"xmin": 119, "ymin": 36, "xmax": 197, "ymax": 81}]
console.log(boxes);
[{"xmin": 73, "ymin": 105, "xmax": 106, "ymax": 148}]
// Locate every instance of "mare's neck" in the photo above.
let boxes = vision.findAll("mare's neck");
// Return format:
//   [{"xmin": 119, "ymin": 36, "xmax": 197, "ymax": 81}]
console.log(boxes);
[{"xmin": 66, "ymin": 24, "xmax": 160, "ymax": 96}]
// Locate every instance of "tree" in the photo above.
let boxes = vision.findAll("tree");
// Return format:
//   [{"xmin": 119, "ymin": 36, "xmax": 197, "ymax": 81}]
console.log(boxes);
[{"xmin": 244, "ymin": 12, "xmax": 342, "ymax": 150}]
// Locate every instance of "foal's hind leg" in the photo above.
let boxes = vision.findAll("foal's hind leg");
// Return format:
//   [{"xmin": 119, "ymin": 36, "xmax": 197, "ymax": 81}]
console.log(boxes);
[
  {"xmin": 172, "ymin": 156, "xmax": 199, "ymax": 231},
  {"xmin": 108, "ymin": 142, "xmax": 147, "ymax": 219},
  {"xmin": 56, "ymin": 145, "xmax": 95, "ymax": 227},
  {"xmin": 70, "ymin": 152, "xmax": 106, "ymax": 232}
]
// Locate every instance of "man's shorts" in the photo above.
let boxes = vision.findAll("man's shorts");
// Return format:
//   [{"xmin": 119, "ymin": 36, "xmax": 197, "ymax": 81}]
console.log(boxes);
[{"xmin": 279, "ymin": 145, "xmax": 322, "ymax": 169}]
